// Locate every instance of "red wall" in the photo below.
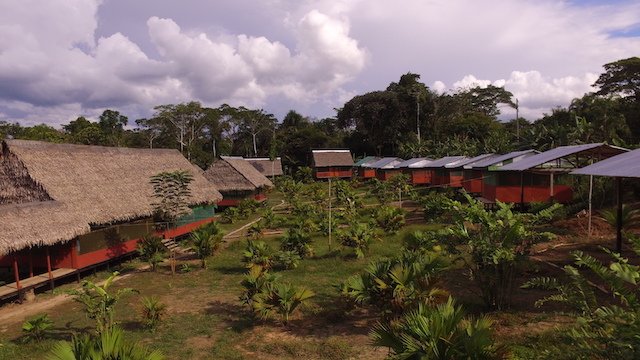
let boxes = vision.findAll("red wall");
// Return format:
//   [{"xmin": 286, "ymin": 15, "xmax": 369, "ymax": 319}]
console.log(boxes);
[
  {"xmin": 481, "ymin": 172, "xmax": 573, "ymax": 204},
  {"xmin": 377, "ymin": 169, "xmax": 401, "ymax": 181},
  {"xmin": 362, "ymin": 168, "xmax": 376, "ymax": 178},
  {"xmin": 463, "ymin": 170, "xmax": 483, "ymax": 194},
  {"xmin": 449, "ymin": 171, "xmax": 464, "ymax": 188},
  {"xmin": 315, "ymin": 167, "xmax": 353, "ymax": 179},
  {"xmin": 410, "ymin": 169, "xmax": 432, "ymax": 185}
]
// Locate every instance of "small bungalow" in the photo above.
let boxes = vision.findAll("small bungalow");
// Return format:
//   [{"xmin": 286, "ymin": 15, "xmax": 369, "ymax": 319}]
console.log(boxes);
[
  {"xmin": 422, "ymin": 156, "xmax": 468, "ymax": 186},
  {"xmin": 204, "ymin": 156, "xmax": 273, "ymax": 207},
  {"xmin": 445, "ymin": 154, "xmax": 496, "ymax": 188},
  {"xmin": 367, "ymin": 157, "xmax": 404, "ymax": 181},
  {"xmin": 487, "ymin": 143, "xmax": 627, "ymax": 205},
  {"xmin": 396, "ymin": 158, "xmax": 433, "ymax": 185},
  {"xmin": 0, "ymin": 140, "xmax": 222, "ymax": 299},
  {"xmin": 311, "ymin": 149, "xmax": 354, "ymax": 179},
  {"xmin": 463, "ymin": 150, "xmax": 538, "ymax": 194},
  {"xmin": 354, "ymin": 156, "xmax": 381, "ymax": 179},
  {"xmin": 245, "ymin": 157, "xmax": 284, "ymax": 178}
]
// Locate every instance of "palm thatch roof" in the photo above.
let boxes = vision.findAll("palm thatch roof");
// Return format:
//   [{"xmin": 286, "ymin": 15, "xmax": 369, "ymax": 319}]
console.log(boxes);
[
  {"xmin": 203, "ymin": 156, "xmax": 273, "ymax": 193},
  {"xmin": 245, "ymin": 157, "xmax": 284, "ymax": 177},
  {"xmin": 0, "ymin": 140, "xmax": 222, "ymax": 255},
  {"xmin": 311, "ymin": 149, "xmax": 353, "ymax": 167}
]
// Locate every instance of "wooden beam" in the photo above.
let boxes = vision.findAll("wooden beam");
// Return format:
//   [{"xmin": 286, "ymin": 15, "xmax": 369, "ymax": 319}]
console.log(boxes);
[
  {"xmin": 616, "ymin": 177, "xmax": 623, "ymax": 253},
  {"xmin": 46, "ymin": 247, "xmax": 54, "ymax": 291},
  {"xmin": 519, "ymin": 172, "xmax": 525, "ymax": 209},
  {"xmin": 28, "ymin": 250, "xmax": 33, "ymax": 278}
]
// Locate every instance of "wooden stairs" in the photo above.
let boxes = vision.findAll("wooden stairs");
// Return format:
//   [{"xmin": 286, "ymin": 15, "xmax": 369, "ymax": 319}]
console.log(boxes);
[{"xmin": 161, "ymin": 238, "xmax": 194, "ymax": 256}]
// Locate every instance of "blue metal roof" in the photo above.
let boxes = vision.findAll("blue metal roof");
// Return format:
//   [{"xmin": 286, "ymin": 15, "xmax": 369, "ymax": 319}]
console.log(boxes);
[
  {"xmin": 354, "ymin": 156, "xmax": 380, "ymax": 167},
  {"xmin": 395, "ymin": 157, "xmax": 433, "ymax": 168},
  {"xmin": 423, "ymin": 156, "xmax": 467, "ymax": 168},
  {"xmin": 445, "ymin": 154, "xmax": 496, "ymax": 168},
  {"xmin": 572, "ymin": 148, "xmax": 640, "ymax": 178},
  {"xmin": 368, "ymin": 157, "xmax": 404, "ymax": 169},
  {"xmin": 498, "ymin": 143, "xmax": 628, "ymax": 171},
  {"xmin": 467, "ymin": 150, "xmax": 538, "ymax": 169}
]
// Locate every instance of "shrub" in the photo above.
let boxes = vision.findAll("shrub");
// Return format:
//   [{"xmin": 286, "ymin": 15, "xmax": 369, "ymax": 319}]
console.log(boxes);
[
  {"xmin": 419, "ymin": 191, "xmax": 457, "ymax": 222},
  {"xmin": 280, "ymin": 228, "xmax": 314, "ymax": 259},
  {"xmin": 22, "ymin": 314, "xmax": 53, "ymax": 342},
  {"xmin": 242, "ymin": 240, "xmax": 273, "ymax": 270},
  {"xmin": 374, "ymin": 206, "xmax": 406, "ymax": 234},
  {"xmin": 339, "ymin": 250, "xmax": 448, "ymax": 318},
  {"xmin": 371, "ymin": 297, "xmax": 501, "ymax": 359},
  {"xmin": 137, "ymin": 234, "xmax": 166, "ymax": 271},
  {"xmin": 240, "ymin": 266, "xmax": 278, "ymax": 309},
  {"xmin": 190, "ymin": 222, "xmax": 224, "ymax": 269},
  {"xmin": 337, "ymin": 223, "xmax": 378, "ymax": 259},
  {"xmin": 253, "ymin": 282, "xmax": 315, "ymax": 325},
  {"xmin": 294, "ymin": 166, "xmax": 314, "ymax": 183},
  {"xmin": 140, "ymin": 296, "xmax": 167, "ymax": 331},
  {"xmin": 238, "ymin": 198, "xmax": 260, "ymax": 218},
  {"xmin": 274, "ymin": 250, "xmax": 301, "ymax": 270},
  {"xmin": 220, "ymin": 207, "xmax": 240, "ymax": 224}
]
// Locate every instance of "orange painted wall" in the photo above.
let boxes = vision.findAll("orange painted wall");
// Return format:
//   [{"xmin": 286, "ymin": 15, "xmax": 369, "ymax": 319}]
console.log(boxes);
[
  {"xmin": 377, "ymin": 169, "xmax": 401, "ymax": 181},
  {"xmin": 315, "ymin": 167, "xmax": 353, "ymax": 179},
  {"xmin": 463, "ymin": 170, "xmax": 484, "ymax": 193},
  {"xmin": 362, "ymin": 168, "xmax": 376, "ymax": 178},
  {"xmin": 410, "ymin": 169, "xmax": 432, "ymax": 185},
  {"xmin": 449, "ymin": 170, "xmax": 464, "ymax": 187}
]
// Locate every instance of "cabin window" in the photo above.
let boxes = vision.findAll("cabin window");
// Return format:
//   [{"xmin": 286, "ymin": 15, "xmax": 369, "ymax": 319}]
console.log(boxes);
[
  {"xmin": 77, "ymin": 218, "xmax": 154, "ymax": 255},
  {"xmin": 176, "ymin": 204, "xmax": 218, "ymax": 226}
]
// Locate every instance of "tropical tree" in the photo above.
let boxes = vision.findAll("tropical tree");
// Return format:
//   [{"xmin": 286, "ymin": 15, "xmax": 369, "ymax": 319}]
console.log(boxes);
[
  {"xmin": 337, "ymin": 223, "xmax": 379, "ymax": 259},
  {"xmin": 280, "ymin": 228, "xmax": 314, "ymax": 259},
  {"xmin": 69, "ymin": 272, "xmax": 136, "ymax": 333},
  {"xmin": 371, "ymin": 297, "xmax": 501, "ymax": 360},
  {"xmin": 48, "ymin": 327, "xmax": 164, "ymax": 360},
  {"xmin": 375, "ymin": 206, "xmax": 406, "ymax": 234}
]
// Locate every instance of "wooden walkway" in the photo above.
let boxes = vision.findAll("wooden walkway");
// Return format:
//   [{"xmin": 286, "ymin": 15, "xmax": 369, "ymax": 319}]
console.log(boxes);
[{"xmin": 0, "ymin": 268, "xmax": 77, "ymax": 299}]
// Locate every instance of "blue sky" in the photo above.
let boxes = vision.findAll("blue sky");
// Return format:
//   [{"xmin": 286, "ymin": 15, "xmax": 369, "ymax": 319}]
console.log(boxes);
[{"xmin": 1, "ymin": 0, "xmax": 639, "ymax": 126}]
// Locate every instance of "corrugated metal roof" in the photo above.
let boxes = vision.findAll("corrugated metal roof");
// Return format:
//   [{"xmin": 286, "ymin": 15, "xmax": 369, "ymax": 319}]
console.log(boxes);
[
  {"xmin": 354, "ymin": 156, "xmax": 380, "ymax": 167},
  {"xmin": 571, "ymin": 148, "xmax": 640, "ymax": 178},
  {"xmin": 407, "ymin": 158, "xmax": 436, "ymax": 169},
  {"xmin": 368, "ymin": 157, "xmax": 404, "ymax": 169},
  {"xmin": 498, "ymin": 143, "xmax": 628, "ymax": 171},
  {"xmin": 395, "ymin": 157, "xmax": 432, "ymax": 168},
  {"xmin": 423, "ymin": 156, "xmax": 467, "ymax": 168},
  {"xmin": 445, "ymin": 154, "xmax": 496, "ymax": 168},
  {"xmin": 467, "ymin": 150, "xmax": 538, "ymax": 169}
]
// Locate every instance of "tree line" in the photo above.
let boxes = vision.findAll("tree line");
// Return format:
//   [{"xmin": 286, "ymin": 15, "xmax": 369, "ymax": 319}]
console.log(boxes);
[{"xmin": 1, "ymin": 57, "xmax": 638, "ymax": 170}]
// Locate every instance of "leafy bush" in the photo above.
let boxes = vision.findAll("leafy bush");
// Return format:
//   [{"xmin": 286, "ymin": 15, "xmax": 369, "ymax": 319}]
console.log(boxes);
[
  {"xmin": 22, "ymin": 314, "xmax": 53, "ymax": 342},
  {"xmin": 403, "ymin": 230, "xmax": 445, "ymax": 253},
  {"xmin": 294, "ymin": 166, "xmax": 314, "ymax": 183},
  {"xmin": 246, "ymin": 222, "xmax": 263, "ymax": 240},
  {"xmin": 140, "ymin": 296, "xmax": 167, "ymax": 331},
  {"xmin": 190, "ymin": 222, "xmax": 224, "ymax": 269},
  {"xmin": 274, "ymin": 250, "xmax": 301, "ymax": 270},
  {"xmin": 238, "ymin": 198, "xmax": 260, "ymax": 218},
  {"xmin": 280, "ymin": 228, "xmax": 314, "ymax": 259},
  {"xmin": 137, "ymin": 234, "xmax": 166, "ymax": 271},
  {"xmin": 48, "ymin": 327, "xmax": 164, "ymax": 360},
  {"xmin": 240, "ymin": 266, "xmax": 278, "ymax": 309},
  {"xmin": 368, "ymin": 178, "xmax": 393, "ymax": 205},
  {"xmin": 253, "ymin": 282, "xmax": 315, "ymax": 325},
  {"xmin": 371, "ymin": 297, "xmax": 501, "ymax": 360},
  {"xmin": 522, "ymin": 233, "xmax": 640, "ymax": 359},
  {"xmin": 220, "ymin": 207, "xmax": 240, "ymax": 224},
  {"xmin": 598, "ymin": 204, "xmax": 640, "ymax": 231},
  {"xmin": 337, "ymin": 223, "xmax": 378, "ymax": 259},
  {"xmin": 419, "ymin": 191, "xmax": 457, "ymax": 222},
  {"xmin": 447, "ymin": 194, "xmax": 556, "ymax": 310},
  {"xmin": 375, "ymin": 206, "xmax": 406, "ymax": 234},
  {"xmin": 242, "ymin": 240, "xmax": 273, "ymax": 270},
  {"xmin": 339, "ymin": 250, "xmax": 448, "ymax": 318},
  {"xmin": 261, "ymin": 208, "xmax": 281, "ymax": 229}
]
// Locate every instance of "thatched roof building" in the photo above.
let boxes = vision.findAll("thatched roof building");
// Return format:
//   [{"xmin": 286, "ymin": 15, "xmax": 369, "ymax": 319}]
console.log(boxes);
[
  {"xmin": 245, "ymin": 157, "xmax": 284, "ymax": 177},
  {"xmin": 203, "ymin": 156, "xmax": 273, "ymax": 193},
  {"xmin": 0, "ymin": 140, "xmax": 222, "ymax": 255},
  {"xmin": 311, "ymin": 149, "xmax": 353, "ymax": 167}
]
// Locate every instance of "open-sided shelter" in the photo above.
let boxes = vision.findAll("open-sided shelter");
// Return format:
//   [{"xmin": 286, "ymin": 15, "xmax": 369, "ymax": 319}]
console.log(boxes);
[
  {"xmin": 311, "ymin": 149, "xmax": 354, "ymax": 179},
  {"xmin": 245, "ymin": 157, "xmax": 283, "ymax": 178},
  {"xmin": 463, "ymin": 150, "xmax": 538, "ymax": 194},
  {"xmin": 367, "ymin": 157, "xmax": 404, "ymax": 181},
  {"xmin": 488, "ymin": 143, "xmax": 627, "ymax": 205},
  {"xmin": 0, "ymin": 140, "xmax": 222, "ymax": 299},
  {"xmin": 572, "ymin": 148, "xmax": 640, "ymax": 252},
  {"xmin": 204, "ymin": 156, "xmax": 273, "ymax": 207},
  {"xmin": 354, "ymin": 156, "xmax": 380, "ymax": 179}
]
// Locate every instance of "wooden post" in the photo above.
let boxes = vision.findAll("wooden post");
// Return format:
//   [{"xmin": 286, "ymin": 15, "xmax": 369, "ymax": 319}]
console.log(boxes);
[
  {"xmin": 549, "ymin": 173, "xmax": 554, "ymax": 202},
  {"xmin": 13, "ymin": 256, "xmax": 21, "ymax": 291},
  {"xmin": 519, "ymin": 172, "xmax": 525, "ymax": 210},
  {"xmin": 616, "ymin": 177, "xmax": 623, "ymax": 253},
  {"xmin": 28, "ymin": 250, "xmax": 34, "ymax": 278},
  {"xmin": 328, "ymin": 177, "xmax": 332, "ymax": 252},
  {"xmin": 46, "ymin": 248, "xmax": 54, "ymax": 291},
  {"xmin": 588, "ymin": 175, "xmax": 593, "ymax": 238}
]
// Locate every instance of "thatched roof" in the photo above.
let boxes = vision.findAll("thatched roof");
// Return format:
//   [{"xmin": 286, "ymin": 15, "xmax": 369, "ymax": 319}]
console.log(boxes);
[
  {"xmin": 0, "ymin": 140, "xmax": 222, "ymax": 255},
  {"xmin": 245, "ymin": 157, "xmax": 284, "ymax": 177},
  {"xmin": 203, "ymin": 156, "xmax": 273, "ymax": 193},
  {"xmin": 311, "ymin": 149, "xmax": 353, "ymax": 167}
]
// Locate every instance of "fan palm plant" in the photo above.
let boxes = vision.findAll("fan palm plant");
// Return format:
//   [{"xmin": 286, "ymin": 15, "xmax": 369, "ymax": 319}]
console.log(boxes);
[
  {"xmin": 190, "ymin": 222, "xmax": 224, "ymax": 269},
  {"xmin": 371, "ymin": 297, "xmax": 501, "ymax": 360},
  {"xmin": 599, "ymin": 204, "xmax": 640, "ymax": 232},
  {"xmin": 252, "ymin": 282, "xmax": 315, "ymax": 325}
]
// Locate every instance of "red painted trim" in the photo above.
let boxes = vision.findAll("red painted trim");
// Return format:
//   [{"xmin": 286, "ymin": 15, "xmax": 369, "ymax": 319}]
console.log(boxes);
[{"xmin": 162, "ymin": 217, "xmax": 216, "ymax": 239}]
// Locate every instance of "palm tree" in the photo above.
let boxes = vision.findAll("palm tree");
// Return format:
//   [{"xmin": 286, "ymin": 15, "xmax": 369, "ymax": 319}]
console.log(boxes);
[
  {"xmin": 371, "ymin": 297, "xmax": 501, "ymax": 360},
  {"xmin": 252, "ymin": 282, "xmax": 315, "ymax": 325},
  {"xmin": 599, "ymin": 205, "xmax": 640, "ymax": 232},
  {"xmin": 190, "ymin": 222, "xmax": 224, "ymax": 268},
  {"xmin": 48, "ymin": 327, "xmax": 164, "ymax": 360}
]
